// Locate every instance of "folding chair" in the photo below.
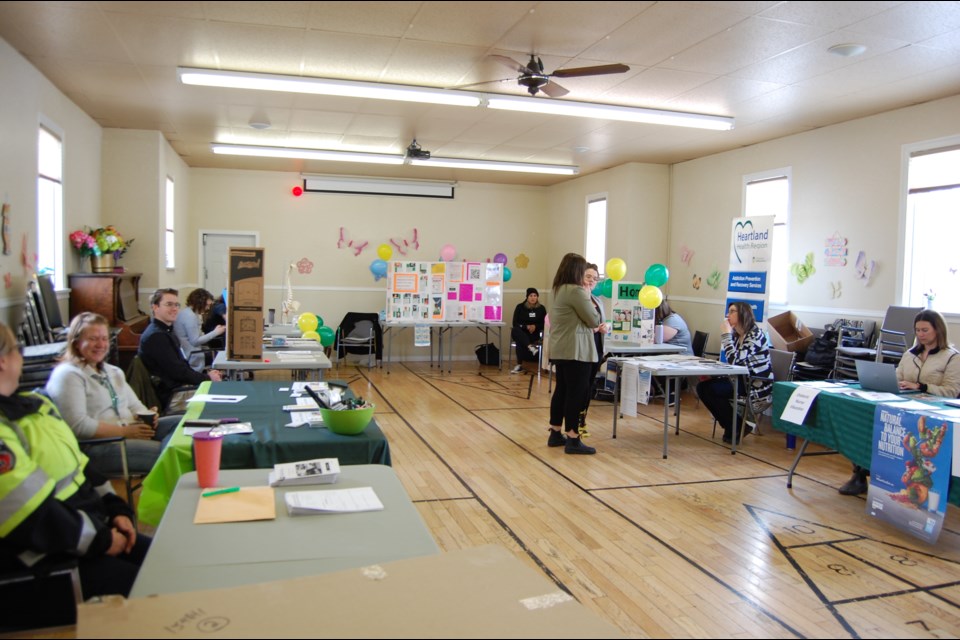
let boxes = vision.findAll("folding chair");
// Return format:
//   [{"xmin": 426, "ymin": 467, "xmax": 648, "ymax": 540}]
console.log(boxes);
[{"xmin": 334, "ymin": 312, "xmax": 383, "ymax": 369}]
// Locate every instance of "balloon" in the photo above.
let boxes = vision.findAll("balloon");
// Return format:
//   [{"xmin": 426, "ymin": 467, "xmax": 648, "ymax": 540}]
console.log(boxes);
[
  {"xmin": 639, "ymin": 285, "xmax": 664, "ymax": 309},
  {"xmin": 318, "ymin": 326, "xmax": 335, "ymax": 347},
  {"xmin": 440, "ymin": 244, "xmax": 456, "ymax": 261},
  {"xmin": 377, "ymin": 243, "xmax": 393, "ymax": 261},
  {"xmin": 370, "ymin": 259, "xmax": 387, "ymax": 281},
  {"xmin": 606, "ymin": 258, "xmax": 627, "ymax": 281},
  {"xmin": 301, "ymin": 330, "xmax": 320, "ymax": 342},
  {"xmin": 592, "ymin": 280, "xmax": 604, "ymax": 297},
  {"xmin": 493, "ymin": 252, "xmax": 508, "ymax": 265},
  {"xmin": 297, "ymin": 312, "xmax": 318, "ymax": 333},
  {"xmin": 600, "ymin": 278, "xmax": 613, "ymax": 298},
  {"xmin": 315, "ymin": 316, "xmax": 324, "ymax": 328},
  {"xmin": 503, "ymin": 266, "xmax": 512, "ymax": 282},
  {"xmin": 645, "ymin": 263, "xmax": 669, "ymax": 287}
]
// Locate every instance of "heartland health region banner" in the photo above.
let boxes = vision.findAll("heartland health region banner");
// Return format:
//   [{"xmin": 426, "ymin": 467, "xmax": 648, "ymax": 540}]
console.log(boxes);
[{"xmin": 726, "ymin": 216, "xmax": 775, "ymax": 323}]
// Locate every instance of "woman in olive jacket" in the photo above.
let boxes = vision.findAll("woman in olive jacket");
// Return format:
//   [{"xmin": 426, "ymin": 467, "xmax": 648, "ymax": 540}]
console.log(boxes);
[{"xmin": 547, "ymin": 253, "xmax": 601, "ymax": 454}]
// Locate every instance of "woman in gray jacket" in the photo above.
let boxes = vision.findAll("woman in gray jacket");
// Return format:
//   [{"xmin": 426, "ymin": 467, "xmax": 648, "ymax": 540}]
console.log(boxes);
[{"xmin": 547, "ymin": 253, "xmax": 601, "ymax": 454}]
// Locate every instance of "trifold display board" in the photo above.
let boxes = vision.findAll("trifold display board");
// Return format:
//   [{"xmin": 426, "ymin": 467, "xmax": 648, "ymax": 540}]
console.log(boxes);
[{"xmin": 386, "ymin": 261, "xmax": 503, "ymax": 322}]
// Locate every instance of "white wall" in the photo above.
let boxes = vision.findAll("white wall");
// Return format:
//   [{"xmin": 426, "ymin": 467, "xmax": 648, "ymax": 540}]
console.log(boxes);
[
  {"xmin": 0, "ymin": 38, "xmax": 102, "ymax": 325},
  {"xmin": 668, "ymin": 94, "xmax": 960, "ymax": 353}
]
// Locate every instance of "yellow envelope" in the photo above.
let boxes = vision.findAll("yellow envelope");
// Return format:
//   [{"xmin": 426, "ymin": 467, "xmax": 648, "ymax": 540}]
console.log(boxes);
[{"xmin": 194, "ymin": 486, "xmax": 277, "ymax": 524}]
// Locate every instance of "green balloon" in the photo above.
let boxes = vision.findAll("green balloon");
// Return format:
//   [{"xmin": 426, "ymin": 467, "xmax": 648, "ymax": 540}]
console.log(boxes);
[
  {"xmin": 318, "ymin": 325, "xmax": 335, "ymax": 347},
  {"xmin": 591, "ymin": 280, "xmax": 604, "ymax": 297},
  {"xmin": 600, "ymin": 278, "xmax": 613, "ymax": 298},
  {"xmin": 645, "ymin": 263, "xmax": 669, "ymax": 287}
]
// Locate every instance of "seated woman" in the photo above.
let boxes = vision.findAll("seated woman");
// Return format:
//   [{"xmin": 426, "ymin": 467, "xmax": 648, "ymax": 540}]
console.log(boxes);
[
  {"xmin": 696, "ymin": 301, "xmax": 773, "ymax": 444},
  {"xmin": 655, "ymin": 298, "xmax": 693, "ymax": 355},
  {"xmin": 0, "ymin": 321, "xmax": 150, "ymax": 598},
  {"xmin": 174, "ymin": 288, "xmax": 226, "ymax": 372},
  {"xmin": 45, "ymin": 312, "xmax": 179, "ymax": 477},
  {"xmin": 841, "ymin": 309, "xmax": 960, "ymax": 495},
  {"xmin": 202, "ymin": 295, "xmax": 228, "ymax": 351}
]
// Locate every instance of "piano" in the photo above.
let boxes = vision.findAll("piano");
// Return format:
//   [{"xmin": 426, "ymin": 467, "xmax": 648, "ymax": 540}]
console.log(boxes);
[{"xmin": 68, "ymin": 272, "xmax": 149, "ymax": 371}]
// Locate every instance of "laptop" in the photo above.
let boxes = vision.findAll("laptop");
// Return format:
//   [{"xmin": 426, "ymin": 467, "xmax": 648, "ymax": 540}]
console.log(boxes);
[{"xmin": 855, "ymin": 360, "xmax": 909, "ymax": 394}]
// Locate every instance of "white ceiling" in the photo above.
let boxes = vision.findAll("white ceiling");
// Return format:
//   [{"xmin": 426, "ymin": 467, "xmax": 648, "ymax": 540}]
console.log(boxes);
[{"xmin": 2, "ymin": 1, "xmax": 960, "ymax": 187}]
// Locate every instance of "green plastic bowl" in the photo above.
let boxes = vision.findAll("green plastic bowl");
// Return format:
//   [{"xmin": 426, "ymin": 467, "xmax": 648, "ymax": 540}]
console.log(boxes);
[{"xmin": 319, "ymin": 404, "xmax": 375, "ymax": 435}]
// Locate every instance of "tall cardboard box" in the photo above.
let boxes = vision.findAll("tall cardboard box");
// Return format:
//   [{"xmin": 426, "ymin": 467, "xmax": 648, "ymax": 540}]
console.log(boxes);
[
  {"xmin": 228, "ymin": 247, "xmax": 264, "ymax": 361},
  {"xmin": 767, "ymin": 311, "xmax": 814, "ymax": 353}
]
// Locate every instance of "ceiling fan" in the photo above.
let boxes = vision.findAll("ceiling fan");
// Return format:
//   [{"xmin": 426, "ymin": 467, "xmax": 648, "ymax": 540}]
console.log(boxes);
[{"xmin": 457, "ymin": 55, "xmax": 630, "ymax": 97}]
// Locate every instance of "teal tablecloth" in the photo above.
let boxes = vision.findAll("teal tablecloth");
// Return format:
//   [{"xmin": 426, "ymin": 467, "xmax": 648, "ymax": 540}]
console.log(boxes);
[
  {"xmin": 771, "ymin": 381, "xmax": 958, "ymax": 505},
  {"xmin": 138, "ymin": 381, "xmax": 390, "ymax": 526}
]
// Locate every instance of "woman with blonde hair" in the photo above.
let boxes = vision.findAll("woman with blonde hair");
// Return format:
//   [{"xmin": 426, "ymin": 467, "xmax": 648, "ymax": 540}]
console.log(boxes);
[{"xmin": 45, "ymin": 312, "xmax": 177, "ymax": 476}]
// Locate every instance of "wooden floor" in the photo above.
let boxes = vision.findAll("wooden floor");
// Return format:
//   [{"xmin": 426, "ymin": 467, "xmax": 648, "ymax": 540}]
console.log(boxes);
[{"xmin": 340, "ymin": 360, "xmax": 960, "ymax": 639}]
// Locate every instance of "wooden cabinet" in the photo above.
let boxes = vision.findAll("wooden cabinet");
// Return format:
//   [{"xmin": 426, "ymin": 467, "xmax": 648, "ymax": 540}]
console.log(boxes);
[{"xmin": 68, "ymin": 273, "xmax": 149, "ymax": 369}]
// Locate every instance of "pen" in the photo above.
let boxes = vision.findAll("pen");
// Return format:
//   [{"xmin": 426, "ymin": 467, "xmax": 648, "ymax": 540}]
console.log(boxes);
[{"xmin": 202, "ymin": 487, "xmax": 240, "ymax": 498}]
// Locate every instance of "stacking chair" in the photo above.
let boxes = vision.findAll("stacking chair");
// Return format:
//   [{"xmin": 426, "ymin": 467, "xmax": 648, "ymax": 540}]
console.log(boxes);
[
  {"xmin": 831, "ymin": 319, "xmax": 876, "ymax": 380},
  {"xmin": 690, "ymin": 330, "xmax": 710, "ymax": 408},
  {"xmin": 334, "ymin": 312, "xmax": 383, "ymax": 369},
  {"xmin": 875, "ymin": 306, "xmax": 923, "ymax": 365},
  {"xmin": 713, "ymin": 348, "xmax": 795, "ymax": 442}
]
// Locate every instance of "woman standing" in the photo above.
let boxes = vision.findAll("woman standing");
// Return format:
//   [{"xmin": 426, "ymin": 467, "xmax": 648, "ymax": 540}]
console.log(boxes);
[
  {"xmin": 45, "ymin": 313, "xmax": 178, "ymax": 476},
  {"xmin": 547, "ymin": 253, "xmax": 601, "ymax": 454},
  {"xmin": 578, "ymin": 264, "xmax": 609, "ymax": 436},
  {"xmin": 696, "ymin": 301, "xmax": 772, "ymax": 444},
  {"xmin": 174, "ymin": 288, "xmax": 226, "ymax": 371}
]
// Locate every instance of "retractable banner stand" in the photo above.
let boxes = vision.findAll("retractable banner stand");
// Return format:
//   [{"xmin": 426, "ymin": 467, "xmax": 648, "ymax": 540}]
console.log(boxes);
[{"xmin": 726, "ymin": 216, "xmax": 775, "ymax": 323}]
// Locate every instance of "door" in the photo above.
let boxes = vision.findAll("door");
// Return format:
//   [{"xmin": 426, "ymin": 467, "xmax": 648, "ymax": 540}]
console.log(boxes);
[{"xmin": 201, "ymin": 232, "xmax": 257, "ymax": 298}]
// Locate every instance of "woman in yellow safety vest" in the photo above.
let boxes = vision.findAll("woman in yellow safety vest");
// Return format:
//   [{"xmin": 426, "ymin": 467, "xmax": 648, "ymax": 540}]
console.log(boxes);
[{"xmin": 0, "ymin": 322, "xmax": 150, "ymax": 598}]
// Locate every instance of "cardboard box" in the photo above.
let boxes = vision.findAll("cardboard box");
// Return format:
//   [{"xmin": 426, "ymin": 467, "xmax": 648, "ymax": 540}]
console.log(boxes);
[
  {"xmin": 227, "ymin": 247, "xmax": 264, "ymax": 361},
  {"xmin": 767, "ymin": 311, "xmax": 814, "ymax": 353},
  {"xmin": 78, "ymin": 545, "xmax": 624, "ymax": 638}
]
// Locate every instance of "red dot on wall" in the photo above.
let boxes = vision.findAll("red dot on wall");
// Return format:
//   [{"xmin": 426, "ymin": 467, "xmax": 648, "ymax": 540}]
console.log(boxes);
[{"xmin": 292, "ymin": 186, "xmax": 303, "ymax": 197}]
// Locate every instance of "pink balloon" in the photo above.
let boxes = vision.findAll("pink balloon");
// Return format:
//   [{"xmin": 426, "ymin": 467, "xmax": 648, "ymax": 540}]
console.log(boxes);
[{"xmin": 440, "ymin": 244, "xmax": 456, "ymax": 261}]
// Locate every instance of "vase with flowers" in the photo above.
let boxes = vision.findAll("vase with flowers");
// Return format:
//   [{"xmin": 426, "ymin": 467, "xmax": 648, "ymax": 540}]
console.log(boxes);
[{"xmin": 69, "ymin": 226, "xmax": 134, "ymax": 273}]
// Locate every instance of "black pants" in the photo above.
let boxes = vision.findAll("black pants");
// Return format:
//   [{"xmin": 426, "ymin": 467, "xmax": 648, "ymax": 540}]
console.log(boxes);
[
  {"xmin": 696, "ymin": 377, "xmax": 744, "ymax": 440},
  {"xmin": 550, "ymin": 360, "xmax": 593, "ymax": 434},
  {"xmin": 79, "ymin": 533, "xmax": 152, "ymax": 598},
  {"xmin": 511, "ymin": 327, "xmax": 541, "ymax": 364}
]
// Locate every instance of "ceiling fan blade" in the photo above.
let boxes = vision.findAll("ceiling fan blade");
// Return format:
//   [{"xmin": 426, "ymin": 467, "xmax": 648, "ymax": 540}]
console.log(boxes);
[
  {"xmin": 540, "ymin": 81, "xmax": 569, "ymax": 98},
  {"xmin": 489, "ymin": 55, "xmax": 528, "ymax": 73},
  {"xmin": 551, "ymin": 63, "xmax": 630, "ymax": 78}
]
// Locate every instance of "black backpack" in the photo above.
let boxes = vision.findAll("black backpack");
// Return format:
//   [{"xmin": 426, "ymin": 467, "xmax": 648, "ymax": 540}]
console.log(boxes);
[
  {"xmin": 475, "ymin": 343, "xmax": 500, "ymax": 366},
  {"xmin": 804, "ymin": 327, "xmax": 838, "ymax": 367}
]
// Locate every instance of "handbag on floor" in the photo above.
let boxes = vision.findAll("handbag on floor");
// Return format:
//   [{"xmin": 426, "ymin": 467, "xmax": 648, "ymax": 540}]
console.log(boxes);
[{"xmin": 475, "ymin": 343, "xmax": 500, "ymax": 366}]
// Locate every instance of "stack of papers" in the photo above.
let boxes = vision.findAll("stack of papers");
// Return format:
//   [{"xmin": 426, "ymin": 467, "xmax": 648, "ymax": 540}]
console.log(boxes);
[
  {"xmin": 269, "ymin": 458, "xmax": 340, "ymax": 487},
  {"xmin": 183, "ymin": 422, "xmax": 255, "ymax": 436},
  {"xmin": 285, "ymin": 487, "xmax": 384, "ymax": 515}
]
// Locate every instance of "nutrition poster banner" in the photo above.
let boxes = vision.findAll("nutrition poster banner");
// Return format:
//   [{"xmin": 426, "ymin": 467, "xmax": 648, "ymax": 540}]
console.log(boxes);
[
  {"xmin": 725, "ymin": 216, "xmax": 775, "ymax": 323},
  {"xmin": 866, "ymin": 405, "xmax": 952, "ymax": 544}
]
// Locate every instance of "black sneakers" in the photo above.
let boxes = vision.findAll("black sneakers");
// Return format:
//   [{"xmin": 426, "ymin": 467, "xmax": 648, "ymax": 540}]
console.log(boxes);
[
  {"xmin": 839, "ymin": 467, "xmax": 869, "ymax": 495},
  {"xmin": 547, "ymin": 429, "xmax": 566, "ymax": 447},
  {"xmin": 565, "ymin": 437, "xmax": 596, "ymax": 455}
]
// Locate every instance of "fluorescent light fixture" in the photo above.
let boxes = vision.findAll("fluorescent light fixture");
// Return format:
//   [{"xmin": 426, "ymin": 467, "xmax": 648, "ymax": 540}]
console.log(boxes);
[
  {"xmin": 212, "ymin": 144, "xmax": 404, "ymax": 165},
  {"xmin": 408, "ymin": 156, "xmax": 579, "ymax": 175},
  {"xmin": 179, "ymin": 67, "xmax": 482, "ymax": 107},
  {"xmin": 485, "ymin": 95, "xmax": 734, "ymax": 131}
]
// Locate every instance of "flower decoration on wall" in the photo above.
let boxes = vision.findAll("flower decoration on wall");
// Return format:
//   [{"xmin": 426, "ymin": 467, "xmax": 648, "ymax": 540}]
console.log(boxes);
[
  {"xmin": 297, "ymin": 257, "xmax": 314, "ymax": 275},
  {"xmin": 69, "ymin": 226, "xmax": 133, "ymax": 258}
]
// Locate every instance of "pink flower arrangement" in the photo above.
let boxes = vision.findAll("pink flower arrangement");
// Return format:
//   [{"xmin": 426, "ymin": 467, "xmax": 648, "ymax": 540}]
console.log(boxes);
[{"xmin": 69, "ymin": 226, "xmax": 133, "ymax": 258}]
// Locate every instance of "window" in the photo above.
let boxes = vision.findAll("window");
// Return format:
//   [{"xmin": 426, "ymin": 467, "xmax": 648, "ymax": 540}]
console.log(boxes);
[
  {"xmin": 37, "ymin": 125, "xmax": 64, "ymax": 287},
  {"xmin": 165, "ymin": 176, "xmax": 175, "ymax": 269},
  {"xmin": 585, "ymin": 196, "xmax": 607, "ymax": 275},
  {"xmin": 744, "ymin": 171, "xmax": 790, "ymax": 304},
  {"xmin": 903, "ymin": 143, "xmax": 960, "ymax": 313}
]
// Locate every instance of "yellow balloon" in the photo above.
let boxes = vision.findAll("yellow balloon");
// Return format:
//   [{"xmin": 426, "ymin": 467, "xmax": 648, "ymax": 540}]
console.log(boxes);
[
  {"xmin": 377, "ymin": 243, "xmax": 393, "ymax": 261},
  {"xmin": 301, "ymin": 330, "xmax": 321, "ymax": 342},
  {"xmin": 606, "ymin": 258, "xmax": 627, "ymax": 281},
  {"xmin": 297, "ymin": 312, "xmax": 318, "ymax": 333},
  {"xmin": 639, "ymin": 285, "xmax": 663, "ymax": 310}
]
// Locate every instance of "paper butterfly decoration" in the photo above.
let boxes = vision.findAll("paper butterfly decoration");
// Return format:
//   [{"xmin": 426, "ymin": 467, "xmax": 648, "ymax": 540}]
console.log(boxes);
[
  {"xmin": 390, "ymin": 228, "xmax": 420, "ymax": 256},
  {"xmin": 854, "ymin": 250, "xmax": 876, "ymax": 284},
  {"xmin": 692, "ymin": 274, "xmax": 702, "ymax": 290},
  {"xmin": 706, "ymin": 268, "xmax": 722, "ymax": 290},
  {"xmin": 337, "ymin": 227, "xmax": 369, "ymax": 256},
  {"xmin": 790, "ymin": 252, "xmax": 816, "ymax": 284},
  {"xmin": 679, "ymin": 245, "xmax": 694, "ymax": 266},
  {"xmin": 830, "ymin": 281, "xmax": 842, "ymax": 299},
  {"xmin": 3, "ymin": 273, "xmax": 11, "ymax": 289}
]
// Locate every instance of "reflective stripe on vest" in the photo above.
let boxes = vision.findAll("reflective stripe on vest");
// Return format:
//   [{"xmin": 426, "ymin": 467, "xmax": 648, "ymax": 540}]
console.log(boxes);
[{"xmin": 0, "ymin": 466, "xmax": 55, "ymax": 537}]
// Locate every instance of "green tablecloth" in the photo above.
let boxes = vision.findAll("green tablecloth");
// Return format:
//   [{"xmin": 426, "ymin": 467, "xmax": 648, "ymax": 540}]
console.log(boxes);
[
  {"xmin": 138, "ymin": 381, "xmax": 390, "ymax": 526},
  {"xmin": 771, "ymin": 382, "xmax": 958, "ymax": 505}
]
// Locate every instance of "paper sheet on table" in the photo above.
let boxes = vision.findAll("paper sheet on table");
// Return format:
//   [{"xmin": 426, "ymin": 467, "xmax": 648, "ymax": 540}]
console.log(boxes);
[
  {"xmin": 188, "ymin": 394, "xmax": 247, "ymax": 403},
  {"xmin": 835, "ymin": 390, "xmax": 905, "ymax": 402},
  {"xmin": 779, "ymin": 386, "xmax": 820, "ymax": 425},
  {"xmin": 795, "ymin": 381, "xmax": 854, "ymax": 390},
  {"xmin": 194, "ymin": 486, "xmax": 276, "ymax": 524},
  {"xmin": 285, "ymin": 486, "xmax": 384, "ymax": 515},
  {"xmin": 183, "ymin": 422, "xmax": 254, "ymax": 437},
  {"xmin": 882, "ymin": 400, "xmax": 940, "ymax": 411},
  {"xmin": 285, "ymin": 411, "xmax": 324, "ymax": 427},
  {"xmin": 620, "ymin": 362, "xmax": 638, "ymax": 416}
]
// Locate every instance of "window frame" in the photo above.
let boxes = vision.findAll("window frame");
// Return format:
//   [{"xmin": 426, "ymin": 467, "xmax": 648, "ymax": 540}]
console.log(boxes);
[
  {"xmin": 742, "ymin": 168, "xmax": 791, "ymax": 305},
  {"xmin": 37, "ymin": 121, "xmax": 65, "ymax": 289},
  {"xmin": 584, "ymin": 194, "xmax": 608, "ymax": 277}
]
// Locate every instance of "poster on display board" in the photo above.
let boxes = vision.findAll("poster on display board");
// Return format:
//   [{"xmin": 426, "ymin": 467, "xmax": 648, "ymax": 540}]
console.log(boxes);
[
  {"xmin": 386, "ymin": 261, "xmax": 503, "ymax": 323},
  {"xmin": 866, "ymin": 405, "xmax": 952, "ymax": 544},
  {"xmin": 611, "ymin": 281, "xmax": 654, "ymax": 344},
  {"xmin": 725, "ymin": 216, "xmax": 775, "ymax": 323}
]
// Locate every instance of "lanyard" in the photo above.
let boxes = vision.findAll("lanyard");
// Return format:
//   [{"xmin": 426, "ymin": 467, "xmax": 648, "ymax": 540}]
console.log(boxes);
[{"xmin": 91, "ymin": 369, "xmax": 121, "ymax": 419}]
